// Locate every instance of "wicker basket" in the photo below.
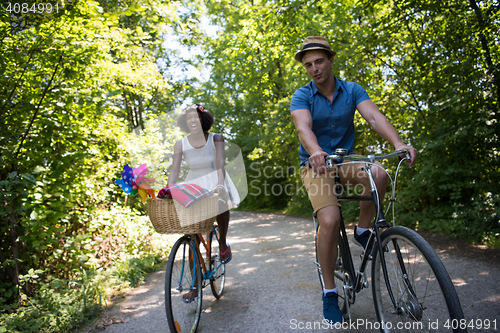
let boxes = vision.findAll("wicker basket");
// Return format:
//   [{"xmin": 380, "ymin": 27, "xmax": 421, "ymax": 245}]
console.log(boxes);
[{"xmin": 147, "ymin": 194, "xmax": 218, "ymax": 234}]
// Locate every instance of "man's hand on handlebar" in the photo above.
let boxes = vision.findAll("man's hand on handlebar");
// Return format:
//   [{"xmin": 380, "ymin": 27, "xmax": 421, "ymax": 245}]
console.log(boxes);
[
  {"xmin": 395, "ymin": 144, "xmax": 417, "ymax": 167},
  {"xmin": 309, "ymin": 151, "xmax": 329, "ymax": 176}
]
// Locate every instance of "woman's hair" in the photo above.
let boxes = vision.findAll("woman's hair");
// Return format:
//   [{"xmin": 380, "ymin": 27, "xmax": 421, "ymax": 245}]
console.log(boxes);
[{"xmin": 177, "ymin": 104, "xmax": 214, "ymax": 133}]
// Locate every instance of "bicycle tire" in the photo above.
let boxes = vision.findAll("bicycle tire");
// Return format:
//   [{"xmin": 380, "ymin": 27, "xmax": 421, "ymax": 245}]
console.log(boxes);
[
  {"xmin": 372, "ymin": 226, "xmax": 467, "ymax": 333},
  {"xmin": 165, "ymin": 236, "xmax": 203, "ymax": 333},
  {"xmin": 209, "ymin": 225, "xmax": 226, "ymax": 299},
  {"xmin": 315, "ymin": 232, "xmax": 349, "ymax": 315}
]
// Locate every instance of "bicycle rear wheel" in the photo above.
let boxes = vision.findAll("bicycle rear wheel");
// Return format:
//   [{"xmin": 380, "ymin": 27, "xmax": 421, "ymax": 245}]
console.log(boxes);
[
  {"xmin": 372, "ymin": 226, "xmax": 466, "ymax": 333},
  {"xmin": 165, "ymin": 236, "xmax": 202, "ymax": 333},
  {"xmin": 209, "ymin": 225, "xmax": 226, "ymax": 298}
]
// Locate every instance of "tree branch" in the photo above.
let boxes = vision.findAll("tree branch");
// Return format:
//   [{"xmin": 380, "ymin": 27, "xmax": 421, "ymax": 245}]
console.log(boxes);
[
  {"xmin": 14, "ymin": 52, "xmax": 65, "ymax": 161},
  {"xmin": 0, "ymin": 45, "xmax": 37, "ymax": 117},
  {"xmin": 138, "ymin": 95, "xmax": 145, "ymax": 130},
  {"xmin": 469, "ymin": 0, "xmax": 499, "ymax": 105}
]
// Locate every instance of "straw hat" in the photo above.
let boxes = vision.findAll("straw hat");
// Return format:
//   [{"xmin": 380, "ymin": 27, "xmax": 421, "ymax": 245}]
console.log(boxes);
[{"xmin": 295, "ymin": 36, "xmax": 336, "ymax": 62}]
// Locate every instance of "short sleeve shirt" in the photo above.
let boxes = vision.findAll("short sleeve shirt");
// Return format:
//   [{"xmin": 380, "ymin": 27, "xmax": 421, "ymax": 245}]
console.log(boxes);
[{"xmin": 290, "ymin": 77, "xmax": 370, "ymax": 166}]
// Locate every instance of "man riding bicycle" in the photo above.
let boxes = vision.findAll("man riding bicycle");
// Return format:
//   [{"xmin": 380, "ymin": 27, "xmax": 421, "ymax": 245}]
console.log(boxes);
[{"xmin": 290, "ymin": 36, "xmax": 417, "ymax": 327}]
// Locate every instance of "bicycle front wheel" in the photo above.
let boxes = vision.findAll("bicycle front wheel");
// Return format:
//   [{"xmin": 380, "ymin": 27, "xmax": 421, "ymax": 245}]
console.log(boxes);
[
  {"xmin": 209, "ymin": 225, "xmax": 226, "ymax": 299},
  {"xmin": 372, "ymin": 226, "xmax": 466, "ymax": 333},
  {"xmin": 165, "ymin": 236, "xmax": 202, "ymax": 333}
]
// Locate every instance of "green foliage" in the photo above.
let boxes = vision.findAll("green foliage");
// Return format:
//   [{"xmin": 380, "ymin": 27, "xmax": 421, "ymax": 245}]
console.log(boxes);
[
  {"xmin": 361, "ymin": 0, "xmax": 500, "ymax": 240},
  {"xmin": 0, "ymin": 0, "xmax": 187, "ymax": 329},
  {"xmin": 1, "ymin": 0, "xmax": 499, "ymax": 329},
  {"xmin": 190, "ymin": 0, "xmax": 499, "ymax": 245},
  {"xmin": 0, "ymin": 205, "xmax": 176, "ymax": 332},
  {"xmin": 1, "ymin": 279, "xmax": 101, "ymax": 333},
  {"xmin": 113, "ymin": 255, "xmax": 161, "ymax": 288}
]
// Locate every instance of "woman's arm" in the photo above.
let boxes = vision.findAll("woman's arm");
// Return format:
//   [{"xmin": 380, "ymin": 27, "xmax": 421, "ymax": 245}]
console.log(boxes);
[
  {"xmin": 214, "ymin": 133, "xmax": 226, "ymax": 187},
  {"xmin": 167, "ymin": 140, "xmax": 183, "ymax": 185}
]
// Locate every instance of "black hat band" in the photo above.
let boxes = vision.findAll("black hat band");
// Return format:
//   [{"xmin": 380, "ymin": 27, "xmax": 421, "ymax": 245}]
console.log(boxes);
[{"xmin": 302, "ymin": 43, "xmax": 330, "ymax": 51}]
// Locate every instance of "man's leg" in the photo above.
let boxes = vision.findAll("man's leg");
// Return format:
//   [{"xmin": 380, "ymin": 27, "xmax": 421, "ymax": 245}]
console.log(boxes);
[
  {"xmin": 316, "ymin": 205, "xmax": 341, "ymax": 290},
  {"xmin": 300, "ymin": 166, "xmax": 344, "ymax": 326},
  {"xmin": 316, "ymin": 205, "xmax": 344, "ymax": 326}
]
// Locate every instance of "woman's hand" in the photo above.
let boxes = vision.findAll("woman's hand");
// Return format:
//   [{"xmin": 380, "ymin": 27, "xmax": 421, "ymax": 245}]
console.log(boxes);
[{"xmin": 216, "ymin": 184, "xmax": 229, "ymax": 202}]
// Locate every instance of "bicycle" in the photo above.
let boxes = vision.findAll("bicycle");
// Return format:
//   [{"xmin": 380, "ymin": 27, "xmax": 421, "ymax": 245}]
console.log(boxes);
[
  {"xmin": 313, "ymin": 148, "xmax": 467, "ymax": 332},
  {"xmin": 165, "ymin": 224, "xmax": 226, "ymax": 333}
]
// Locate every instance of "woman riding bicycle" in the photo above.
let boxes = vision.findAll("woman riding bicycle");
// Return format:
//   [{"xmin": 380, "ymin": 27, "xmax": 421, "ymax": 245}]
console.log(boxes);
[{"xmin": 168, "ymin": 104, "xmax": 240, "ymax": 270}]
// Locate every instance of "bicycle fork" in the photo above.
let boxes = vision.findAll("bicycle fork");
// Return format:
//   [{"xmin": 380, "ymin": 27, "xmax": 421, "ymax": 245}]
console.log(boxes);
[{"xmin": 364, "ymin": 163, "xmax": 409, "ymax": 314}]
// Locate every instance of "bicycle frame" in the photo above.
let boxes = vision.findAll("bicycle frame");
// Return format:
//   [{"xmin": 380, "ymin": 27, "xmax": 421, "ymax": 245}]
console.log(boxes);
[
  {"xmin": 183, "ymin": 225, "xmax": 223, "ymax": 292},
  {"xmin": 314, "ymin": 150, "xmax": 410, "ymax": 319},
  {"xmin": 165, "ymin": 224, "xmax": 227, "ymax": 333}
]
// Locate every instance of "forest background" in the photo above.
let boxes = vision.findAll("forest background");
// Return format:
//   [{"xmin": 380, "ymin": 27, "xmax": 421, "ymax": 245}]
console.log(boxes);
[{"xmin": 0, "ymin": 0, "xmax": 498, "ymax": 331}]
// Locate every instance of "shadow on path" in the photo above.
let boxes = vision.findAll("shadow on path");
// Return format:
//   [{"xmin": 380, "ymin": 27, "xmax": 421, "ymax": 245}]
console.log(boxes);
[{"xmin": 93, "ymin": 211, "xmax": 500, "ymax": 333}]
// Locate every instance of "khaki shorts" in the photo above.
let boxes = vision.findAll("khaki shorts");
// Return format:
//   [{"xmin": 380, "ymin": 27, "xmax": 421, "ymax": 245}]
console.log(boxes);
[{"xmin": 300, "ymin": 156, "xmax": 366, "ymax": 213}]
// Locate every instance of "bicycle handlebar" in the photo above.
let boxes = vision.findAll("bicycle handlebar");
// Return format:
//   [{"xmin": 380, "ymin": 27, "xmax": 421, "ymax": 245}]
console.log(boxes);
[
  {"xmin": 312, "ymin": 148, "xmax": 411, "ymax": 178},
  {"xmin": 325, "ymin": 149, "xmax": 410, "ymax": 166}
]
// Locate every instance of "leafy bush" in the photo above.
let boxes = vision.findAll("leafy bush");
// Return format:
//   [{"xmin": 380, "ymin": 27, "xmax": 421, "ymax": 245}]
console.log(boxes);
[
  {"xmin": 0, "ymin": 205, "xmax": 177, "ymax": 332},
  {"xmin": 451, "ymin": 194, "xmax": 500, "ymax": 246},
  {"xmin": 1, "ymin": 277, "xmax": 101, "ymax": 333}
]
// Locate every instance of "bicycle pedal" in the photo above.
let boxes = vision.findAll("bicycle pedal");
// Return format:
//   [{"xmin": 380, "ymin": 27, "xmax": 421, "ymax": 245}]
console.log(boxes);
[{"xmin": 363, "ymin": 272, "xmax": 369, "ymax": 288}]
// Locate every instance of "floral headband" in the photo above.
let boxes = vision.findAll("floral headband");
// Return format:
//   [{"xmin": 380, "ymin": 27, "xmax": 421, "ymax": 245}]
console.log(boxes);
[{"xmin": 182, "ymin": 104, "xmax": 207, "ymax": 115}]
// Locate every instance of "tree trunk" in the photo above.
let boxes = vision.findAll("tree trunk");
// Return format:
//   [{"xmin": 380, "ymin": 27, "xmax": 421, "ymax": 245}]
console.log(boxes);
[{"xmin": 469, "ymin": 0, "xmax": 499, "ymax": 106}]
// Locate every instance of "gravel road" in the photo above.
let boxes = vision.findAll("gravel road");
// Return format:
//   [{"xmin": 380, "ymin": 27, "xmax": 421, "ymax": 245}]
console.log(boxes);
[{"xmin": 87, "ymin": 211, "xmax": 500, "ymax": 333}]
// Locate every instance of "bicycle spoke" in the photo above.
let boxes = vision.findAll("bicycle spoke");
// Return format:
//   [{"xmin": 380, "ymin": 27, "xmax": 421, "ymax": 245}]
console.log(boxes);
[
  {"xmin": 372, "ymin": 227, "xmax": 466, "ymax": 332},
  {"xmin": 165, "ymin": 236, "xmax": 202, "ymax": 333}
]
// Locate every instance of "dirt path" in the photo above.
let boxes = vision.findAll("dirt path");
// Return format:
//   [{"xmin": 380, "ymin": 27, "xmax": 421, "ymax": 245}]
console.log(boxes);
[{"xmin": 87, "ymin": 211, "xmax": 500, "ymax": 332}]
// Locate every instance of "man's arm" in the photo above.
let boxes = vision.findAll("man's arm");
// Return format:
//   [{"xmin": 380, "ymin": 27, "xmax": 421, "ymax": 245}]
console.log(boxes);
[
  {"xmin": 357, "ymin": 100, "xmax": 417, "ymax": 166},
  {"xmin": 291, "ymin": 109, "xmax": 329, "ymax": 175}
]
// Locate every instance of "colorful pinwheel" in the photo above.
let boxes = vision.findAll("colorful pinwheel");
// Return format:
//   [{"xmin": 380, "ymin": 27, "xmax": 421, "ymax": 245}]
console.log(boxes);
[{"xmin": 115, "ymin": 164, "xmax": 156, "ymax": 202}]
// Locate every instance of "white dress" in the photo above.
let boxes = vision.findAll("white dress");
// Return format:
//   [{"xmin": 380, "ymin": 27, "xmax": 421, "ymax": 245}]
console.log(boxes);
[{"xmin": 181, "ymin": 133, "xmax": 240, "ymax": 208}]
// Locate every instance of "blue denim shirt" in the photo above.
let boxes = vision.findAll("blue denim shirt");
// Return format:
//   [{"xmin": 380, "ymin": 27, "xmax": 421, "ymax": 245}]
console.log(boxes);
[{"xmin": 290, "ymin": 77, "xmax": 370, "ymax": 166}]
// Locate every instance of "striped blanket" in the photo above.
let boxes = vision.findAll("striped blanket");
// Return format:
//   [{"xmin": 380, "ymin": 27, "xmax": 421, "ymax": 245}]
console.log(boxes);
[{"xmin": 157, "ymin": 184, "xmax": 214, "ymax": 208}]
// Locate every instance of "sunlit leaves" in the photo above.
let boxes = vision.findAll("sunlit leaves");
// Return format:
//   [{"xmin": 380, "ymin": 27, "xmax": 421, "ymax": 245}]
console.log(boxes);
[
  {"xmin": 192, "ymin": 0, "xmax": 499, "ymax": 236},
  {"xmin": 0, "ymin": 0, "xmax": 185, "ymax": 315}
]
